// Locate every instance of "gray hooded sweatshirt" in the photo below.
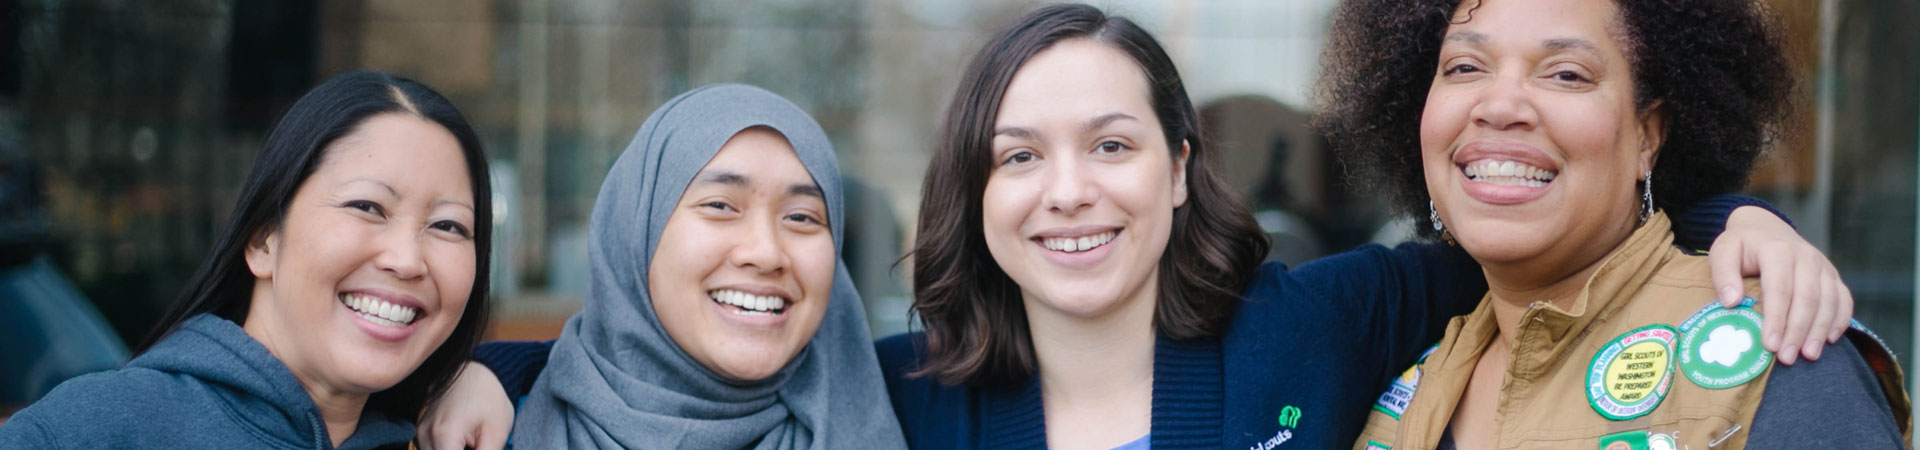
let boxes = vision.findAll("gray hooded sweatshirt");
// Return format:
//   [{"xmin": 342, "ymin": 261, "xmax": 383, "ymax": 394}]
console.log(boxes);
[{"xmin": 0, "ymin": 314, "xmax": 414, "ymax": 449}]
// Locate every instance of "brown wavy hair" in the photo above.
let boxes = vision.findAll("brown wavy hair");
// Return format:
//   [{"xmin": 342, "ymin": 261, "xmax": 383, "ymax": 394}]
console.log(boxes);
[
  {"xmin": 1315, "ymin": 0, "xmax": 1797, "ymax": 237},
  {"xmin": 907, "ymin": 3, "xmax": 1270, "ymax": 387}
]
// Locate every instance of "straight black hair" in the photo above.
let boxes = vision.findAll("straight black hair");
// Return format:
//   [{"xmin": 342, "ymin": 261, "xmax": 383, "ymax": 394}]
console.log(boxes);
[{"xmin": 137, "ymin": 70, "xmax": 493, "ymax": 421}]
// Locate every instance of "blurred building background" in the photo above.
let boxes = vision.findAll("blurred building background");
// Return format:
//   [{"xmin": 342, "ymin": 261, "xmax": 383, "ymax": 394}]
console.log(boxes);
[{"xmin": 0, "ymin": 0, "xmax": 1914, "ymax": 425}]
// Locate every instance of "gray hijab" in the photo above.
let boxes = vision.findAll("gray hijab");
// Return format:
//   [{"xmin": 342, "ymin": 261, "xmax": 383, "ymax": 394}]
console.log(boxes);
[{"xmin": 514, "ymin": 84, "xmax": 906, "ymax": 450}]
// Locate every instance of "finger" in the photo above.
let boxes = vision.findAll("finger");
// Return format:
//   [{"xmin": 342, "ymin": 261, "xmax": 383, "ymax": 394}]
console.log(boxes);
[
  {"xmin": 1802, "ymin": 273, "xmax": 1837, "ymax": 361},
  {"xmin": 1759, "ymin": 246, "xmax": 1793, "ymax": 354},
  {"xmin": 478, "ymin": 424, "xmax": 510, "ymax": 450},
  {"xmin": 1832, "ymin": 275, "xmax": 1855, "ymax": 342},
  {"xmin": 430, "ymin": 423, "xmax": 467, "ymax": 450},
  {"xmin": 1777, "ymin": 258, "xmax": 1820, "ymax": 365},
  {"xmin": 415, "ymin": 424, "xmax": 437, "ymax": 450},
  {"xmin": 1709, "ymin": 238, "xmax": 1747, "ymax": 307}
]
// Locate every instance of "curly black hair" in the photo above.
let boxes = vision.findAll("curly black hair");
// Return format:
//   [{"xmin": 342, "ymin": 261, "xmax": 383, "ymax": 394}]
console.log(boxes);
[{"xmin": 1315, "ymin": 0, "xmax": 1797, "ymax": 237}]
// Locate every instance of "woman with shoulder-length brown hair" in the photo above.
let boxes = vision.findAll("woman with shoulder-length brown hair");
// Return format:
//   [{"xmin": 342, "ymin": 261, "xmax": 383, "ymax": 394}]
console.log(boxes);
[{"xmin": 874, "ymin": 3, "xmax": 1857, "ymax": 450}]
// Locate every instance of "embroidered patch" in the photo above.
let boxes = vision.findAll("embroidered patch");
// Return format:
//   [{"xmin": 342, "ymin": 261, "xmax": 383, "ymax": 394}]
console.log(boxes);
[
  {"xmin": 1587, "ymin": 325, "xmax": 1676, "ymax": 420},
  {"xmin": 1364, "ymin": 440, "xmax": 1390, "ymax": 450},
  {"xmin": 1678, "ymin": 298, "xmax": 1771, "ymax": 389},
  {"xmin": 1598, "ymin": 430, "xmax": 1649, "ymax": 450},
  {"xmin": 1647, "ymin": 432, "xmax": 1677, "ymax": 450},
  {"xmin": 1372, "ymin": 345, "xmax": 1438, "ymax": 419}
]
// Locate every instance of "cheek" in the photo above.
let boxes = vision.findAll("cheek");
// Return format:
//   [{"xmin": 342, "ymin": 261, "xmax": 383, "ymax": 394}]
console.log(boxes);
[
  {"xmin": 1419, "ymin": 88, "xmax": 1468, "ymax": 159},
  {"xmin": 1542, "ymin": 101, "xmax": 1629, "ymax": 162},
  {"xmin": 790, "ymin": 235, "xmax": 837, "ymax": 329},
  {"xmin": 426, "ymin": 242, "xmax": 477, "ymax": 314},
  {"xmin": 649, "ymin": 221, "xmax": 723, "ymax": 293},
  {"xmin": 278, "ymin": 219, "xmax": 363, "ymax": 297},
  {"xmin": 795, "ymin": 236, "xmax": 837, "ymax": 295},
  {"xmin": 1106, "ymin": 158, "xmax": 1176, "ymax": 218},
  {"xmin": 980, "ymin": 178, "xmax": 1033, "ymax": 242}
]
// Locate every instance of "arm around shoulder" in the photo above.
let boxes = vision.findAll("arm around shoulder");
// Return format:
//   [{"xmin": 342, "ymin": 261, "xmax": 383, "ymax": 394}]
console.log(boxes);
[{"xmin": 473, "ymin": 340, "xmax": 556, "ymax": 401}]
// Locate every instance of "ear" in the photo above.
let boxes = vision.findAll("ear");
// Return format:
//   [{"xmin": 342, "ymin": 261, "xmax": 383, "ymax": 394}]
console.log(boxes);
[
  {"xmin": 1637, "ymin": 99, "xmax": 1666, "ymax": 175},
  {"xmin": 1172, "ymin": 139, "xmax": 1191, "ymax": 208},
  {"xmin": 244, "ymin": 227, "xmax": 280, "ymax": 280}
]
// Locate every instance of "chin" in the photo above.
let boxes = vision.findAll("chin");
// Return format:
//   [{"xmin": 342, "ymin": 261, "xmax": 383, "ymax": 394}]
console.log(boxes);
[
  {"xmin": 712, "ymin": 338, "xmax": 804, "ymax": 381},
  {"xmin": 1454, "ymin": 232, "xmax": 1553, "ymax": 265},
  {"xmin": 336, "ymin": 365, "xmax": 417, "ymax": 394},
  {"xmin": 334, "ymin": 345, "xmax": 433, "ymax": 391},
  {"xmin": 713, "ymin": 355, "xmax": 787, "ymax": 381},
  {"xmin": 1033, "ymin": 287, "xmax": 1127, "ymax": 318}
]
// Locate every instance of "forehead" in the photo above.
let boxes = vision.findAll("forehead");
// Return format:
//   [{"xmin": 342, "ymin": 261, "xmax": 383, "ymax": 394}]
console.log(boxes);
[
  {"xmin": 696, "ymin": 127, "xmax": 816, "ymax": 186},
  {"xmin": 316, "ymin": 114, "xmax": 472, "ymax": 188},
  {"xmin": 995, "ymin": 38, "xmax": 1154, "ymax": 127},
  {"xmin": 1448, "ymin": 0, "xmax": 1623, "ymax": 48}
]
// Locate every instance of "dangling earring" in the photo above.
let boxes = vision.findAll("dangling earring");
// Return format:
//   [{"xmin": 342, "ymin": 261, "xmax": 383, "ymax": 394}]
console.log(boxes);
[
  {"xmin": 1639, "ymin": 170, "xmax": 1655, "ymax": 224},
  {"xmin": 1430, "ymin": 201, "xmax": 1456, "ymax": 245}
]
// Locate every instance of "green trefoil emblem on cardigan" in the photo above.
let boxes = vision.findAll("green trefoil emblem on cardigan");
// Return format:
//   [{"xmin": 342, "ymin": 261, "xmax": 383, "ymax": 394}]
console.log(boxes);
[{"xmin": 1277, "ymin": 405, "xmax": 1303, "ymax": 428}]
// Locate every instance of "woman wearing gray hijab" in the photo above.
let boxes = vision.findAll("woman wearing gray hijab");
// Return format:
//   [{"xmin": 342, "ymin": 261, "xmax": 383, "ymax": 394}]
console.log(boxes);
[{"xmin": 440, "ymin": 84, "xmax": 906, "ymax": 449}]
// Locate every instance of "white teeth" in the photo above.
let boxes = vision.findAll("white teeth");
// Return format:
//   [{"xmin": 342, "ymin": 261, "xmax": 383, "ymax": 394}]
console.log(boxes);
[
  {"xmin": 1042, "ymin": 231, "xmax": 1116, "ymax": 253},
  {"xmin": 709, "ymin": 289, "xmax": 788, "ymax": 313},
  {"xmin": 1463, "ymin": 159, "xmax": 1556, "ymax": 187},
  {"xmin": 340, "ymin": 293, "xmax": 421, "ymax": 326}
]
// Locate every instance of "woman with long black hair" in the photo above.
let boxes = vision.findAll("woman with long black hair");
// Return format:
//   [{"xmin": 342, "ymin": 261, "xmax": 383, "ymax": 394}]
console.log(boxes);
[{"xmin": 0, "ymin": 70, "xmax": 493, "ymax": 450}]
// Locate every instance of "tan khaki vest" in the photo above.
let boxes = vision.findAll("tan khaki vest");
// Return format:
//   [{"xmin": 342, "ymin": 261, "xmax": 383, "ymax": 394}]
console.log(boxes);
[{"xmin": 1353, "ymin": 213, "xmax": 1909, "ymax": 450}]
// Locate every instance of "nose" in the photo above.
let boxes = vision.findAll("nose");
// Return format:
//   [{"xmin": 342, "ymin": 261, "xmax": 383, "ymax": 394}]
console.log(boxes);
[
  {"xmin": 728, "ymin": 214, "xmax": 789, "ymax": 275},
  {"xmin": 1042, "ymin": 152, "xmax": 1098, "ymax": 215},
  {"xmin": 373, "ymin": 227, "xmax": 429, "ymax": 281},
  {"xmin": 1469, "ymin": 70, "xmax": 1539, "ymax": 132}
]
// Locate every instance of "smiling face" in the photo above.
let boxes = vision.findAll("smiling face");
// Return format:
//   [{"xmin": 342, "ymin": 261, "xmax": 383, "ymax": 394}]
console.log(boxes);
[
  {"xmin": 242, "ymin": 113, "xmax": 477, "ymax": 397},
  {"xmin": 982, "ymin": 38, "xmax": 1189, "ymax": 321},
  {"xmin": 1421, "ymin": 0, "xmax": 1662, "ymax": 281},
  {"xmin": 649, "ymin": 127, "xmax": 836, "ymax": 382}
]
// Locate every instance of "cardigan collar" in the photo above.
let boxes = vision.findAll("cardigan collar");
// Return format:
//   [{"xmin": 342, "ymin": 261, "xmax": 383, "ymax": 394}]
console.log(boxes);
[{"xmin": 980, "ymin": 332, "xmax": 1226, "ymax": 449}]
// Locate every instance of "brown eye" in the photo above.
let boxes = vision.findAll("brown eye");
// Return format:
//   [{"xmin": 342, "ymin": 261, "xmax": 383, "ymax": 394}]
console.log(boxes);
[
  {"xmin": 1551, "ymin": 71, "xmax": 1589, "ymax": 83},
  {"xmin": 786, "ymin": 213, "xmax": 822, "ymax": 225},
  {"xmin": 1096, "ymin": 141, "xmax": 1130, "ymax": 154},
  {"xmin": 432, "ymin": 220, "xmax": 472, "ymax": 239},
  {"xmin": 1442, "ymin": 63, "xmax": 1481, "ymax": 76},
  {"xmin": 1003, "ymin": 151, "xmax": 1037, "ymax": 165},
  {"xmin": 344, "ymin": 200, "xmax": 386, "ymax": 217}
]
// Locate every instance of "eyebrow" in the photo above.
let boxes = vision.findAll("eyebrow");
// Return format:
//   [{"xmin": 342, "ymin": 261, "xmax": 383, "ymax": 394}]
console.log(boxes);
[
  {"xmin": 1543, "ymin": 38, "xmax": 1603, "ymax": 57},
  {"xmin": 697, "ymin": 171, "xmax": 749, "ymax": 187},
  {"xmin": 434, "ymin": 199, "xmax": 475, "ymax": 211},
  {"xmin": 993, "ymin": 112, "xmax": 1140, "ymax": 141},
  {"xmin": 788, "ymin": 184, "xmax": 825, "ymax": 200},
  {"xmin": 1082, "ymin": 112, "xmax": 1137, "ymax": 134},
  {"xmin": 1445, "ymin": 31, "xmax": 1487, "ymax": 44},
  {"xmin": 697, "ymin": 170, "xmax": 825, "ymax": 199},
  {"xmin": 993, "ymin": 126, "xmax": 1039, "ymax": 141},
  {"xmin": 338, "ymin": 178, "xmax": 398, "ymax": 196}
]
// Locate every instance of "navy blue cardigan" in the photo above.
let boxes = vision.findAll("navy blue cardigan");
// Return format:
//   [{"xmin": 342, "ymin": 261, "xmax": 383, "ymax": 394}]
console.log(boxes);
[
  {"xmin": 478, "ymin": 195, "xmax": 1777, "ymax": 449},
  {"xmin": 871, "ymin": 195, "xmax": 1774, "ymax": 450},
  {"xmin": 876, "ymin": 244, "xmax": 1479, "ymax": 450}
]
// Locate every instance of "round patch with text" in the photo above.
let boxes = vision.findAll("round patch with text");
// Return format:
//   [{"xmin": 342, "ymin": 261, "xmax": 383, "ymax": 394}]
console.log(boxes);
[
  {"xmin": 1587, "ymin": 325, "xmax": 1676, "ymax": 421},
  {"xmin": 1678, "ymin": 299, "xmax": 1772, "ymax": 389}
]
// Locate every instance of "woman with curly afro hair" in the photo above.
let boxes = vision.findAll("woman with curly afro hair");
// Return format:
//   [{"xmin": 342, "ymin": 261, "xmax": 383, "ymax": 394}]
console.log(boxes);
[{"xmin": 1319, "ymin": 0, "xmax": 1910, "ymax": 448}]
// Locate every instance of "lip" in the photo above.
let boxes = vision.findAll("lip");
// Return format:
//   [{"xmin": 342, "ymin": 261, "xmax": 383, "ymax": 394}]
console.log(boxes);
[
  {"xmin": 340, "ymin": 288, "xmax": 427, "ymax": 343},
  {"xmin": 1452, "ymin": 140, "xmax": 1559, "ymax": 205},
  {"xmin": 1028, "ymin": 226, "xmax": 1122, "ymax": 270},
  {"xmin": 706, "ymin": 284, "xmax": 796, "ymax": 329}
]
